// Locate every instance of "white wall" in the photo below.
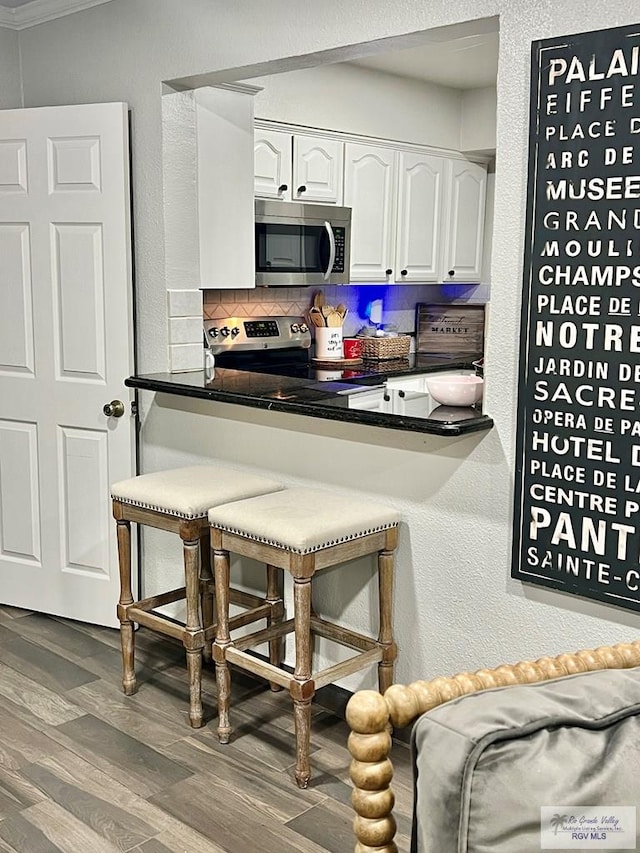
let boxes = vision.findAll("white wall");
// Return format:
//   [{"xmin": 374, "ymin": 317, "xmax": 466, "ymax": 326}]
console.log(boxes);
[
  {"xmin": 0, "ymin": 27, "xmax": 21, "ymax": 108},
  {"xmin": 15, "ymin": 0, "xmax": 640, "ymax": 687},
  {"xmin": 252, "ymin": 64, "xmax": 463, "ymax": 150},
  {"xmin": 461, "ymin": 86, "xmax": 497, "ymax": 152}
]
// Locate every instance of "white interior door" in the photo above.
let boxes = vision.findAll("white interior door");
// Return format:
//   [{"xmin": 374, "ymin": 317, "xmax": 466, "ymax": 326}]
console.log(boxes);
[{"xmin": 0, "ymin": 102, "xmax": 135, "ymax": 628}]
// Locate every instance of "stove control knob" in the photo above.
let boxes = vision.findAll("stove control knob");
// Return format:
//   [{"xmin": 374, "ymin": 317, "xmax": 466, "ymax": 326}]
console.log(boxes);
[
  {"xmin": 231, "ymin": 326, "xmax": 240, "ymax": 337},
  {"xmin": 208, "ymin": 327, "xmax": 219, "ymax": 338},
  {"xmin": 220, "ymin": 326, "xmax": 231, "ymax": 337},
  {"xmin": 290, "ymin": 323, "xmax": 300, "ymax": 333},
  {"xmin": 299, "ymin": 323, "xmax": 309, "ymax": 333}
]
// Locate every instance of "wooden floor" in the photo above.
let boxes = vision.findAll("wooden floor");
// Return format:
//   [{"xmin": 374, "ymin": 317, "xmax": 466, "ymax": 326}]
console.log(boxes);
[{"xmin": 0, "ymin": 605, "xmax": 413, "ymax": 853}]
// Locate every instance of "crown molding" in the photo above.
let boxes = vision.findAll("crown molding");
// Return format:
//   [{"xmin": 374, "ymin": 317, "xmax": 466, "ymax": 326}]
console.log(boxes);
[{"xmin": 0, "ymin": 0, "xmax": 114, "ymax": 30}]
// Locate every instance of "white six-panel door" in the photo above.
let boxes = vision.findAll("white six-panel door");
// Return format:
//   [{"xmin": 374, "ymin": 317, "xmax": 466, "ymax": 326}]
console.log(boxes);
[{"xmin": 0, "ymin": 102, "xmax": 135, "ymax": 627}]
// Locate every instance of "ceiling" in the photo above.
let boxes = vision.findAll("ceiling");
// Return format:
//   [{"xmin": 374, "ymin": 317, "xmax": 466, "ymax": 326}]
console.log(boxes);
[
  {"xmin": 0, "ymin": 0, "xmax": 114, "ymax": 29},
  {"xmin": 347, "ymin": 30, "xmax": 499, "ymax": 90},
  {"xmin": 0, "ymin": 3, "xmax": 499, "ymax": 91}
]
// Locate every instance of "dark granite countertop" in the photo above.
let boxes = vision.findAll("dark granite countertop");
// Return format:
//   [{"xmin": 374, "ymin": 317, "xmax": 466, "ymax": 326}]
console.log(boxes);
[{"xmin": 126, "ymin": 353, "xmax": 493, "ymax": 436}]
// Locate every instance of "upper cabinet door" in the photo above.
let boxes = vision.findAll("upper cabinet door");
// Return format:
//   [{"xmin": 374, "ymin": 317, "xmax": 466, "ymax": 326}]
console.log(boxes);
[
  {"xmin": 293, "ymin": 136, "xmax": 344, "ymax": 204},
  {"xmin": 254, "ymin": 128, "xmax": 292, "ymax": 200},
  {"xmin": 394, "ymin": 152, "xmax": 447, "ymax": 283},
  {"xmin": 444, "ymin": 159, "xmax": 487, "ymax": 282},
  {"xmin": 344, "ymin": 142, "xmax": 396, "ymax": 282}
]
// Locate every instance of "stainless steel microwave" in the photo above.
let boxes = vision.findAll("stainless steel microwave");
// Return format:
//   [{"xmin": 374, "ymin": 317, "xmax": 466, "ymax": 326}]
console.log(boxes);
[{"xmin": 255, "ymin": 199, "xmax": 351, "ymax": 286}]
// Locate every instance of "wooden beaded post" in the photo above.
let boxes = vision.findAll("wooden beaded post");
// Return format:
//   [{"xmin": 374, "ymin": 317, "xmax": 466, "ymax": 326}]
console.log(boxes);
[{"xmin": 346, "ymin": 640, "xmax": 640, "ymax": 853}]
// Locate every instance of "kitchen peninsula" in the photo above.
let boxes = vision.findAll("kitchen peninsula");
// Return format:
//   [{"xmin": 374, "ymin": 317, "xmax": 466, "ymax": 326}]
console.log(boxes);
[{"xmin": 126, "ymin": 356, "xmax": 493, "ymax": 436}]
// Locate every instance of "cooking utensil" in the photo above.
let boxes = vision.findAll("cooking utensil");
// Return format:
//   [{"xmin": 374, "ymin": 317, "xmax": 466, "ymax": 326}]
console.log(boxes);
[
  {"xmin": 321, "ymin": 305, "xmax": 334, "ymax": 322},
  {"xmin": 313, "ymin": 291, "xmax": 325, "ymax": 309},
  {"xmin": 327, "ymin": 311, "xmax": 343, "ymax": 327},
  {"xmin": 309, "ymin": 308, "xmax": 325, "ymax": 327}
]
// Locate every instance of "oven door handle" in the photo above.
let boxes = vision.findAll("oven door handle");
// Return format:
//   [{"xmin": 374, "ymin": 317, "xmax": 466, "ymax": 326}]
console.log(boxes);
[{"xmin": 323, "ymin": 221, "xmax": 336, "ymax": 281}]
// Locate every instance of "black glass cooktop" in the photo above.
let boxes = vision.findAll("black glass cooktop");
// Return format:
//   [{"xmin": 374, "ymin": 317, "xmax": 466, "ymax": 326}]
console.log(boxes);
[{"xmin": 213, "ymin": 348, "xmax": 376, "ymax": 383}]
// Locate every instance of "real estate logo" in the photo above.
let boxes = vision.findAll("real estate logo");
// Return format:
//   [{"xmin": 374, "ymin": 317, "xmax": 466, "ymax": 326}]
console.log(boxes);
[{"xmin": 540, "ymin": 806, "xmax": 636, "ymax": 849}]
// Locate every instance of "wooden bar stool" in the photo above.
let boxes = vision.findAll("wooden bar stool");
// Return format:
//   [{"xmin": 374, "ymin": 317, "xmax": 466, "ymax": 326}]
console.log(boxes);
[
  {"xmin": 209, "ymin": 487, "xmax": 399, "ymax": 787},
  {"xmin": 110, "ymin": 465, "xmax": 284, "ymax": 728}
]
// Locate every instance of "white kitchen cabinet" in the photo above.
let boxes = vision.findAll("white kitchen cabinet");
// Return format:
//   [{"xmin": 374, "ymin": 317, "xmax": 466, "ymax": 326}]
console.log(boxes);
[
  {"xmin": 254, "ymin": 128, "xmax": 344, "ymax": 204},
  {"xmin": 255, "ymin": 121, "xmax": 488, "ymax": 285},
  {"xmin": 345, "ymin": 144, "xmax": 457, "ymax": 285},
  {"xmin": 385, "ymin": 375, "xmax": 428, "ymax": 394},
  {"xmin": 254, "ymin": 128, "xmax": 292, "ymax": 200},
  {"xmin": 394, "ymin": 152, "xmax": 447, "ymax": 283},
  {"xmin": 344, "ymin": 142, "xmax": 397, "ymax": 282},
  {"xmin": 443, "ymin": 159, "xmax": 487, "ymax": 282},
  {"xmin": 347, "ymin": 386, "xmax": 393, "ymax": 414}
]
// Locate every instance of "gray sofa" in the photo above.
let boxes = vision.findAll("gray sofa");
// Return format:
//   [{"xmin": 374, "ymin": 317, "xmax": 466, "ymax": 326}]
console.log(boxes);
[{"xmin": 346, "ymin": 641, "xmax": 640, "ymax": 853}]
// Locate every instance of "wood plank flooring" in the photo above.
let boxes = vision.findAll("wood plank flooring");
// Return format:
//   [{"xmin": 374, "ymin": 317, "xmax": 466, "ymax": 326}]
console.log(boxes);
[{"xmin": 0, "ymin": 605, "xmax": 413, "ymax": 853}]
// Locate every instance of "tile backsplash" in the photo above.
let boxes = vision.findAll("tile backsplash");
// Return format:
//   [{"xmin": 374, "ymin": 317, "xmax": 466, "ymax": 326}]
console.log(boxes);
[{"xmin": 203, "ymin": 283, "xmax": 489, "ymax": 338}]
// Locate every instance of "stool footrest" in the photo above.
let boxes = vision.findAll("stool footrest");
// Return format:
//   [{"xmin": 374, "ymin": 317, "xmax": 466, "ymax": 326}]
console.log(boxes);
[
  {"xmin": 201, "ymin": 581, "xmax": 267, "ymax": 613},
  {"xmin": 229, "ymin": 588, "xmax": 268, "ymax": 610},
  {"xmin": 226, "ymin": 647, "xmax": 291, "ymax": 690},
  {"xmin": 203, "ymin": 602, "xmax": 274, "ymax": 643},
  {"xmin": 312, "ymin": 648, "xmax": 383, "ymax": 691},
  {"xmin": 231, "ymin": 618, "xmax": 295, "ymax": 652},
  {"xmin": 128, "ymin": 586, "xmax": 186, "ymax": 614},
  {"xmin": 310, "ymin": 616, "xmax": 380, "ymax": 653},
  {"xmin": 225, "ymin": 643, "xmax": 384, "ymax": 692},
  {"xmin": 129, "ymin": 607, "xmax": 185, "ymax": 642}
]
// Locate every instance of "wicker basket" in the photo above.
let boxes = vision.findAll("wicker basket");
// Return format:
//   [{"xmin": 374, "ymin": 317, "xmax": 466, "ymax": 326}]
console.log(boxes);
[{"xmin": 357, "ymin": 335, "xmax": 411, "ymax": 361}]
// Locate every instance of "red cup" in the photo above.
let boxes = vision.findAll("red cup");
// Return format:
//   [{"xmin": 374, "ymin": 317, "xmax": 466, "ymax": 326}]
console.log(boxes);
[{"xmin": 343, "ymin": 338, "xmax": 363, "ymax": 359}]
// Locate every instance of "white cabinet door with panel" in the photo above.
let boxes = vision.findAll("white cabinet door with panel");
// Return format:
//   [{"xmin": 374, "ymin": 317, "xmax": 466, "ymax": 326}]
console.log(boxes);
[
  {"xmin": 255, "ymin": 129, "xmax": 344, "ymax": 204},
  {"xmin": 293, "ymin": 136, "xmax": 343, "ymax": 204},
  {"xmin": 254, "ymin": 128, "xmax": 292, "ymax": 200},
  {"xmin": 444, "ymin": 159, "xmax": 487, "ymax": 282},
  {"xmin": 394, "ymin": 152, "xmax": 447, "ymax": 283},
  {"xmin": 344, "ymin": 142, "xmax": 397, "ymax": 282}
]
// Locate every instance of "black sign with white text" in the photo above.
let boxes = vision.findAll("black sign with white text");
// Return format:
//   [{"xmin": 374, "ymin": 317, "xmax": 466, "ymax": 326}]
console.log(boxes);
[{"xmin": 512, "ymin": 24, "xmax": 640, "ymax": 612}]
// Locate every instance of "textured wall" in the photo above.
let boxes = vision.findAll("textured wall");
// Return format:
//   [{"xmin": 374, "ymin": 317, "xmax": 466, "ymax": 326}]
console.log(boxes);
[
  {"xmin": 0, "ymin": 26, "xmax": 21, "ymax": 108},
  {"xmin": 251, "ymin": 64, "xmax": 464, "ymax": 150},
  {"xmin": 15, "ymin": 0, "xmax": 640, "ymax": 686}
]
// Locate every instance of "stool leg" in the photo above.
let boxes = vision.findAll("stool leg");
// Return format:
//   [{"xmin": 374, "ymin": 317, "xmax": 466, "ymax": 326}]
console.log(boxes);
[
  {"xmin": 182, "ymin": 535, "xmax": 205, "ymax": 728},
  {"xmin": 292, "ymin": 576, "xmax": 314, "ymax": 788},
  {"xmin": 199, "ymin": 532, "xmax": 214, "ymax": 663},
  {"xmin": 213, "ymin": 546, "xmax": 233, "ymax": 744},
  {"xmin": 377, "ymin": 546, "xmax": 397, "ymax": 695},
  {"xmin": 266, "ymin": 564, "xmax": 284, "ymax": 692},
  {"xmin": 116, "ymin": 517, "xmax": 136, "ymax": 696}
]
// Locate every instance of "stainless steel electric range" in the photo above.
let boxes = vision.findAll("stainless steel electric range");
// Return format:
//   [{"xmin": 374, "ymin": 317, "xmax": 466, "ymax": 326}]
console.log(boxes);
[{"xmin": 203, "ymin": 315, "xmax": 373, "ymax": 382}]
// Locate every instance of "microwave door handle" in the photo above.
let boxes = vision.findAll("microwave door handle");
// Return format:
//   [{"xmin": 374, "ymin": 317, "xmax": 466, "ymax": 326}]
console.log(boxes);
[{"xmin": 323, "ymin": 221, "xmax": 336, "ymax": 281}]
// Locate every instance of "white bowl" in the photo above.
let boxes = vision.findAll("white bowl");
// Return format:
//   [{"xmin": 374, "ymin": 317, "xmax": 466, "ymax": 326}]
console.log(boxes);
[{"xmin": 425, "ymin": 374, "xmax": 484, "ymax": 407}]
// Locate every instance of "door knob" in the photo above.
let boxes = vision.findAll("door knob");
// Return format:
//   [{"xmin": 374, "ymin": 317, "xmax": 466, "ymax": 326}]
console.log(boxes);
[{"xmin": 103, "ymin": 400, "xmax": 125, "ymax": 418}]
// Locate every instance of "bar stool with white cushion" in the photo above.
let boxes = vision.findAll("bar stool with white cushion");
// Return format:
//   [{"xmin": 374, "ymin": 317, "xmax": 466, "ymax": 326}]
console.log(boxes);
[
  {"xmin": 209, "ymin": 487, "xmax": 400, "ymax": 787},
  {"xmin": 111, "ymin": 465, "xmax": 284, "ymax": 728}
]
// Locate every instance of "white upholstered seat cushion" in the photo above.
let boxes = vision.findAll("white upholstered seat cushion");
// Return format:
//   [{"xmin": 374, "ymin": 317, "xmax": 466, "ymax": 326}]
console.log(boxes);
[
  {"xmin": 111, "ymin": 466, "xmax": 284, "ymax": 519},
  {"xmin": 208, "ymin": 488, "xmax": 400, "ymax": 554}
]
